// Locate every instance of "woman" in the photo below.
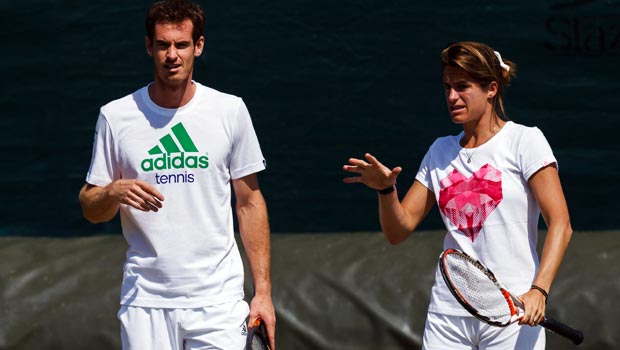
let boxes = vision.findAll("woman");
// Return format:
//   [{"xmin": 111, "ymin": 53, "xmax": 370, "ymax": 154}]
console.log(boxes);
[{"xmin": 343, "ymin": 41, "xmax": 573, "ymax": 349}]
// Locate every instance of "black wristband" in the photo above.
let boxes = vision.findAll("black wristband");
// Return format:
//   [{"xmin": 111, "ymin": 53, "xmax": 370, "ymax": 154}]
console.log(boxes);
[
  {"xmin": 377, "ymin": 184, "xmax": 396, "ymax": 195},
  {"xmin": 530, "ymin": 284, "xmax": 548, "ymax": 304}
]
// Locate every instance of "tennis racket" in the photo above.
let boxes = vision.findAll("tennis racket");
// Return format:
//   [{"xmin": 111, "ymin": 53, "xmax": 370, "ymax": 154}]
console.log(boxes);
[
  {"xmin": 246, "ymin": 318, "xmax": 270, "ymax": 350},
  {"xmin": 439, "ymin": 248, "xmax": 584, "ymax": 345}
]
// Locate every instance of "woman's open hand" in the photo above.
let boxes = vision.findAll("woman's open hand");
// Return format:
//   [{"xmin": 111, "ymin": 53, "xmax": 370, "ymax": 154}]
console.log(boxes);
[{"xmin": 342, "ymin": 153, "xmax": 402, "ymax": 190}]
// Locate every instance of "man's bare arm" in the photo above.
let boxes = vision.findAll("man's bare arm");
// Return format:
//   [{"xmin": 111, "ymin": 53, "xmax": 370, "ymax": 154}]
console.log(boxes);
[
  {"xmin": 233, "ymin": 173, "xmax": 276, "ymax": 349},
  {"xmin": 79, "ymin": 180, "xmax": 164, "ymax": 223}
]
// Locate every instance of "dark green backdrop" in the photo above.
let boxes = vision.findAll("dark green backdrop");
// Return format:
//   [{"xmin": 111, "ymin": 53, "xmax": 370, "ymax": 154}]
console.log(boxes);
[{"xmin": 1, "ymin": 0, "xmax": 618, "ymax": 236}]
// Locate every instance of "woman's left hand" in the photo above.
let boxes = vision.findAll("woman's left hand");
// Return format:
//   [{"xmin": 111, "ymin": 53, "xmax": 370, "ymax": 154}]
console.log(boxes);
[{"xmin": 517, "ymin": 289, "xmax": 547, "ymax": 327}]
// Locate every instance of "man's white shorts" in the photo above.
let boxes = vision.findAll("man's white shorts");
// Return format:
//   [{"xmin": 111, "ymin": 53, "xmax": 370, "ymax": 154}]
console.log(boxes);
[
  {"xmin": 118, "ymin": 300, "xmax": 249, "ymax": 350},
  {"xmin": 422, "ymin": 311, "xmax": 545, "ymax": 350}
]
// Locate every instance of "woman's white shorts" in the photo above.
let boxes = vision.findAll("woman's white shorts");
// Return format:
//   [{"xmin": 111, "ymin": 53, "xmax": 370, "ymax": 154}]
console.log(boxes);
[{"xmin": 422, "ymin": 311, "xmax": 545, "ymax": 350}]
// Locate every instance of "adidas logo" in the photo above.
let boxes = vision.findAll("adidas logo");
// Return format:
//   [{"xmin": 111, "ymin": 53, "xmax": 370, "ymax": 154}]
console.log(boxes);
[{"xmin": 140, "ymin": 122, "xmax": 209, "ymax": 172}]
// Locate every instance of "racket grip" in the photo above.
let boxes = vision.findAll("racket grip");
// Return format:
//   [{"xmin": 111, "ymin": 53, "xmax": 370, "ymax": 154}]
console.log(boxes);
[{"xmin": 541, "ymin": 317, "xmax": 584, "ymax": 345}]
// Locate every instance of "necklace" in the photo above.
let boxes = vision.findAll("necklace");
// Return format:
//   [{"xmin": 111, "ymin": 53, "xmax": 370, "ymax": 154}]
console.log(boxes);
[
  {"xmin": 464, "ymin": 147, "xmax": 478, "ymax": 163},
  {"xmin": 462, "ymin": 123, "xmax": 501, "ymax": 163}
]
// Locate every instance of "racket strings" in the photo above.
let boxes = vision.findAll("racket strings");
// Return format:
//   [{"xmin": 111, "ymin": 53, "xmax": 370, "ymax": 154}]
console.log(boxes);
[
  {"xmin": 249, "ymin": 335, "xmax": 269, "ymax": 350},
  {"xmin": 445, "ymin": 254, "xmax": 513, "ymax": 323},
  {"xmin": 247, "ymin": 323, "xmax": 270, "ymax": 350}
]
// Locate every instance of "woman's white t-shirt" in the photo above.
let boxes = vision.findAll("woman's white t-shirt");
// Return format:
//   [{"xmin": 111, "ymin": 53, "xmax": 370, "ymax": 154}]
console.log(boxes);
[{"xmin": 415, "ymin": 121, "xmax": 557, "ymax": 316}]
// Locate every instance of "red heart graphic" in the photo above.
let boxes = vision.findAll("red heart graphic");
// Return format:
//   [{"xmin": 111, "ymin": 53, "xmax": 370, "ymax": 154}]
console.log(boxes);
[{"xmin": 438, "ymin": 164, "xmax": 503, "ymax": 242}]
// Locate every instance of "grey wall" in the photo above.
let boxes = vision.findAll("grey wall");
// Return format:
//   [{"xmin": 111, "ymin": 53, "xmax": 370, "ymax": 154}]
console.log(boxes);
[{"xmin": 2, "ymin": 231, "xmax": 616, "ymax": 349}]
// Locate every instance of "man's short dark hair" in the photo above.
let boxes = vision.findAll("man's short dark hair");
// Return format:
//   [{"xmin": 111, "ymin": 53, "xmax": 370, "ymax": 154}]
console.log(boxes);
[{"xmin": 146, "ymin": 0, "xmax": 205, "ymax": 44}]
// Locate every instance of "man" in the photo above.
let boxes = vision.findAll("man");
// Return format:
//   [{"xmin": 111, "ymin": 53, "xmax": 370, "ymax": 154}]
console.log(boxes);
[{"xmin": 79, "ymin": 1, "xmax": 276, "ymax": 349}]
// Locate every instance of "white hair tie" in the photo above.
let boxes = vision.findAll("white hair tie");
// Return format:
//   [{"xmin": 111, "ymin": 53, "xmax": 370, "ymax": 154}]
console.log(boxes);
[{"xmin": 494, "ymin": 51, "xmax": 510, "ymax": 72}]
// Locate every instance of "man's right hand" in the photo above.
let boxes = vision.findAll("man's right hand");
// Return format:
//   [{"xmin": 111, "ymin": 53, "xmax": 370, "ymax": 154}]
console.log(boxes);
[{"xmin": 108, "ymin": 179, "xmax": 164, "ymax": 212}]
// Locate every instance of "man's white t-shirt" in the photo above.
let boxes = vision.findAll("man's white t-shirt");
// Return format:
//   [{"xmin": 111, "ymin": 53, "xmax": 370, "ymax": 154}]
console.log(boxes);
[
  {"xmin": 86, "ymin": 82, "xmax": 266, "ymax": 308},
  {"xmin": 415, "ymin": 121, "xmax": 557, "ymax": 316}
]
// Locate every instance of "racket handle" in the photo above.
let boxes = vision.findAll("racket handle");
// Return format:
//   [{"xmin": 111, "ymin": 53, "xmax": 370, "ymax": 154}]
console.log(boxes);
[{"xmin": 541, "ymin": 317, "xmax": 584, "ymax": 345}]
